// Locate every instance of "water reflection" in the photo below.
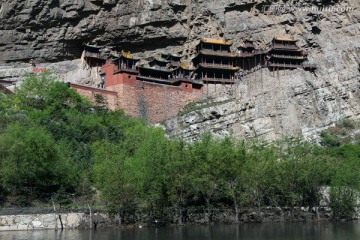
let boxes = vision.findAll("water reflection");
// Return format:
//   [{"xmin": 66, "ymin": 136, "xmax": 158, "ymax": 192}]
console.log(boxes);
[{"xmin": 1, "ymin": 222, "xmax": 360, "ymax": 240}]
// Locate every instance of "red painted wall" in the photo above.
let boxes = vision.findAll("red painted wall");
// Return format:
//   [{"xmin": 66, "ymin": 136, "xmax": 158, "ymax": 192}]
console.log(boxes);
[{"xmin": 72, "ymin": 62, "xmax": 204, "ymax": 123}]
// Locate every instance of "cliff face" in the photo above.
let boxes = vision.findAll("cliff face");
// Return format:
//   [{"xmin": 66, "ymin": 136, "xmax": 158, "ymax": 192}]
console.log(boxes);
[
  {"xmin": 1, "ymin": 0, "xmax": 359, "ymax": 141},
  {"xmin": 163, "ymin": 0, "xmax": 360, "ymax": 141},
  {"xmin": 0, "ymin": 0, "xmax": 192, "ymax": 62}
]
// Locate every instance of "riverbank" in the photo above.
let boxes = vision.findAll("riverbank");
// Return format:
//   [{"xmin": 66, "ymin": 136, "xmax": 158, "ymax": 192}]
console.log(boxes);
[{"xmin": 0, "ymin": 206, "xmax": 346, "ymax": 231}]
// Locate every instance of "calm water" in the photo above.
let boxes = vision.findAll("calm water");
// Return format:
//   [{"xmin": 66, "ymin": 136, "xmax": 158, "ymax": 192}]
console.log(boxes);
[{"xmin": 1, "ymin": 223, "xmax": 360, "ymax": 240}]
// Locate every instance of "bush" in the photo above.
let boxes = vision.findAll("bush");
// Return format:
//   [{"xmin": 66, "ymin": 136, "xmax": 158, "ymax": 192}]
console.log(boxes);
[
  {"xmin": 319, "ymin": 131, "xmax": 341, "ymax": 147},
  {"xmin": 329, "ymin": 186, "xmax": 358, "ymax": 220},
  {"xmin": 336, "ymin": 119, "xmax": 356, "ymax": 129}
]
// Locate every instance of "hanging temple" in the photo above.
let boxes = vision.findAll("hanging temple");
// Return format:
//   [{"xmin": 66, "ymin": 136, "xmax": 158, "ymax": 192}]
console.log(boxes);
[{"xmin": 68, "ymin": 37, "xmax": 317, "ymax": 123}]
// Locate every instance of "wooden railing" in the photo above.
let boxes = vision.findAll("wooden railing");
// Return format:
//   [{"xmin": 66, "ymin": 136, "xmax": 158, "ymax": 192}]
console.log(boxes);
[
  {"xmin": 271, "ymin": 54, "xmax": 304, "ymax": 59},
  {"xmin": 152, "ymin": 66, "xmax": 171, "ymax": 71},
  {"xmin": 268, "ymin": 62, "xmax": 302, "ymax": 68},
  {"xmin": 200, "ymin": 49, "xmax": 236, "ymax": 57},
  {"xmin": 114, "ymin": 65, "xmax": 138, "ymax": 73},
  {"xmin": 200, "ymin": 63, "xmax": 238, "ymax": 69},
  {"xmin": 137, "ymin": 75, "xmax": 172, "ymax": 82},
  {"xmin": 272, "ymin": 44, "xmax": 299, "ymax": 50}
]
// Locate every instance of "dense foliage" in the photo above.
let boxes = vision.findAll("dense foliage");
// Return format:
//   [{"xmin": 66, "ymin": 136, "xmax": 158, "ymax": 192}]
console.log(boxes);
[{"xmin": 0, "ymin": 73, "xmax": 359, "ymax": 221}]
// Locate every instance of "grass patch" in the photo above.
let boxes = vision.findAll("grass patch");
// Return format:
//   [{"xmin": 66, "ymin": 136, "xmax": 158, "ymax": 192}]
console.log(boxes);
[
  {"xmin": 336, "ymin": 118, "xmax": 357, "ymax": 129},
  {"xmin": 321, "ymin": 118, "xmax": 360, "ymax": 146},
  {"xmin": 178, "ymin": 97, "xmax": 233, "ymax": 116}
]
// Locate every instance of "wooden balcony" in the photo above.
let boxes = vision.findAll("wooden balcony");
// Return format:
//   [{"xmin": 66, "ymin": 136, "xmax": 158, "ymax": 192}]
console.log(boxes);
[
  {"xmin": 200, "ymin": 49, "xmax": 237, "ymax": 57},
  {"xmin": 84, "ymin": 51, "xmax": 106, "ymax": 60},
  {"xmin": 270, "ymin": 54, "xmax": 305, "ymax": 60},
  {"xmin": 199, "ymin": 63, "xmax": 240, "ymax": 71},
  {"xmin": 114, "ymin": 66, "xmax": 139, "ymax": 74},
  {"xmin": 268, "ymin": 62, "xmax": 302, "ymax": 68},
  {"xmin": 272, "ymin": 44, "xmax": 300, "ymax": 51}
]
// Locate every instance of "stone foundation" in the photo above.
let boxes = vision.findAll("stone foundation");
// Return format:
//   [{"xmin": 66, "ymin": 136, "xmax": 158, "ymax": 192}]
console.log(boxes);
[{"xmin": 0, "ymin": 206, "xmax": 339, "ymax": 231}]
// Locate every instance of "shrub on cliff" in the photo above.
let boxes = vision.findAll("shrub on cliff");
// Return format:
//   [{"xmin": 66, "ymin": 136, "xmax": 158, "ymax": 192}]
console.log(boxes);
[{"xmin": 0, "ymin": 124, "xmax": 74, "ymax": 205}]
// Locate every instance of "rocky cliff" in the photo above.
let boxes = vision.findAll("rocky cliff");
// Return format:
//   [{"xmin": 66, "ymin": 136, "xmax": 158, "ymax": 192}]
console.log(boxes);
[{"xmin": 1, "ymin": 0, "xmax": 359, "ymax": 141}]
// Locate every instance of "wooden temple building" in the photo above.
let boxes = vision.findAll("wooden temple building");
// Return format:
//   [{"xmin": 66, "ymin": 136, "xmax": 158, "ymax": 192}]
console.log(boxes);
[
  {"xmin": 192, "ymin": 38, "xmax": 239, "ymax": 84},
  {"xmin": 138, "ymin": 57, "xmax": 173, "ymax": 84},
  {"xmin": 113, "ymin": 51, "xmax": 139, "ymax": 74},
  {"xmin": 162, "ymin": 53, "xmax": 182, "ymax": 68},
  {"xmin": 72, "ymin": 37, "xmax": 317, "ymax": 123},
  {"xmin": 236, "ymin": 39, "xmax": 269, "ymax": 73},
  {"xmin": 81, "ymin": 36, "xmax": 317, "ymax": 92},
  {"xmin": 82, "ymin": 44, "xmax": 107, "ymax": 68},
  {"xmin": 135, "ymin": 53, "xmax": 201, "ymax": 89},
  {"xmin": 238, "ymin": 39, "xmax": 257, "ymax": 58},
  {"xmin": 99, "ymin": 51, "xmax": 140, "ymax": 88},
  {"xmin": 268, "ymin": 37, "xmax": 316, "ymax": 71},
  {"xmin": 96, "ymin": 47, "xmax": 202, "ymax": 91}
]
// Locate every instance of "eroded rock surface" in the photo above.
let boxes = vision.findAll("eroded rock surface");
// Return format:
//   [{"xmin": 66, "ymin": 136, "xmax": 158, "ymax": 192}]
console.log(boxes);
[{"xmin": 1, "ymin": 0, "xmax": 359, "ymax": 140}]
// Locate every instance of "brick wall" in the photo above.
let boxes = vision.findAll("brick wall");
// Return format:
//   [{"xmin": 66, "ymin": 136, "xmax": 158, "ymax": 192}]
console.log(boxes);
[
  {"xmin": 69, "ymin": 83, "xmax": 119, "ymax": 110},
  {"xmin": 70, "ymin": 62, "xmax": 204, "ymax": 123},
  {"xmin": 107, "ymin": 81, "xmax": 203, "ymax": 123}
]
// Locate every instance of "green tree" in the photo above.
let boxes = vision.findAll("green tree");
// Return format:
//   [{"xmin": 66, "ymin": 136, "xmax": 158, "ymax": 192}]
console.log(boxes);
[
  {"xmin": 329, "ymin": 144, "xmax": 360, "ymax": 220},
  {"xmin": 127, "ymin": 127, "xmax": 169, "ymax": 219},
  {"xmin": 241, "ymin": 141, "xmax": 278, "ymax": 220},
  {"xmin": 12, "ymin": 71, "xmax": 58, "ymax": 111},
  {"xmin": 189, "ymin": 133, "xmax": 224, "ymax": 223},
  {"xmin": 275, "ymin": 139, "xmax": 331, "ymax": 218},
  {"xmin": 93, "ymin": 140, "xmax": 135, "ymax": 226},
  {"xmin": 164, "ymin": 140, "xmax": 194, "ymax": 224},
  {"xmin": 219, "ymin": 138, "xmax": 247, "ymax": 222},
  {"xmin": 0, "ymin": 124, "xmax": 73, "ymax": 205}
]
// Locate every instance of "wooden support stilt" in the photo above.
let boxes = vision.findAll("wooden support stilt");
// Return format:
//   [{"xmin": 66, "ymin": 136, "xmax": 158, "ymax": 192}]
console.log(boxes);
[
  {"xmin": 273, "ymin": 67, "xmax": 275, "ymax": 78},
  {"xmin": 255, "ymin": 55, "xmax": 257, "ymax": 94},
  {"xmin": 261, "ymin": 54, "xmax": 263, "ymax": 91}
]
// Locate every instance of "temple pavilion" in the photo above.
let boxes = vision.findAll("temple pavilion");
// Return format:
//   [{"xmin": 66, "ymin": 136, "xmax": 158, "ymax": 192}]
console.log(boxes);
[
  {"xmin": 83, "ymin": 43, "xmax": 107, "ymax": 67},
  {"xmin": 82, "ymin": 35, "xmax": 317, "ymax": 91},
  {"xmin": 138, "ymin": 57, "xmax": 173, "ymax": 84},
  {"xmin": 238, "ymin": 39, "xmax": 256, "ymax": 58},
  {"xmin": 236, "ymin": 39, "xmax": 268, "ymax": 72},
  {"xmin": 162, "ymin": 53, "xmax": 182, "ymax": 68},
  {"xmin": 112, "ymin": 50, "xmax": 139, "ymax": 74},
  {"xmin": 192, "ymin": 38, "xmax": 239, "ymax": 84},
  {"xmin": 268, "ymin": 37, "xmax": 307, "ymax": 70}
]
